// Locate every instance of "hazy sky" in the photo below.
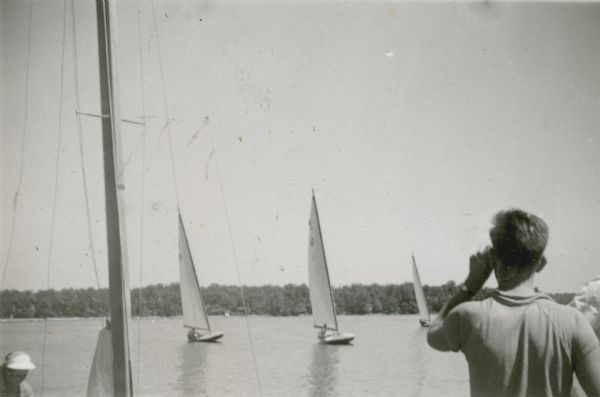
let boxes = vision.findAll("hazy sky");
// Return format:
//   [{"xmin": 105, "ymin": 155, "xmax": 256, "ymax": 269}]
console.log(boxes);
[{"xmin": 2, "ymin": 0, "xmax": 599, "ymax": 293}]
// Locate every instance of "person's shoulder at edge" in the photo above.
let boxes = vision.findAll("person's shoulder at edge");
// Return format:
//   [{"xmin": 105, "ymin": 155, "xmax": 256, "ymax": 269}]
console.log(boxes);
[{"xmin": 569, "ymin": 274, "xmax": 600, "ymax": 334}]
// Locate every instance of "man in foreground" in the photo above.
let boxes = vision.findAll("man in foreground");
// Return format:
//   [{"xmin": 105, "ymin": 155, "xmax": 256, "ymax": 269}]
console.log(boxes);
[
  {"xmin": 0, "ymin": 351, "xmax": 35, "ymax": 397},
  {"xmin": 427, "ymin": 209, "xmax": 600, "ymax": 397}
]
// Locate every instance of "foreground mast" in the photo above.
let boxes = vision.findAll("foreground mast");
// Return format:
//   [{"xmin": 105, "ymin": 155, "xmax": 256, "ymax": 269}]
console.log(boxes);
[{"xmin": 95, "ymin": 0, "xmax": 132, "ymax": 395}]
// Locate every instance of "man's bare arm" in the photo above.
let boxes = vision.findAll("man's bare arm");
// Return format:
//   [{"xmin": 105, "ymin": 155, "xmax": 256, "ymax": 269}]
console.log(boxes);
[
  {"xmin": 427, "ymin": 288, "xmax": 473, "ymax": 351},
  {"xmin": 575, "ymin": 346, "xmax": 600, "ymax": 397},
  {"xmin": 427, "ymin": 249, "xmax": 494, "ymax": 351}
]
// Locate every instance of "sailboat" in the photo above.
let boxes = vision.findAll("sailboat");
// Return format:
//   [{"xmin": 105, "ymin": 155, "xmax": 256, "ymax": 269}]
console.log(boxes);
[
  {"xmin": 308, "ymin": 192, "xmax": 354, "ymax": 344},
  {"xmin": 411, "ymin": 254, "xmax": 430, "ymax": 327},
  {"xmin": 178, "ymin": 212, "xmax": 224, "ymax": 342}
]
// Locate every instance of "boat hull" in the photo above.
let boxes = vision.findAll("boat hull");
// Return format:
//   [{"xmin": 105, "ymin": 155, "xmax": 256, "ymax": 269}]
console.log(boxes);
[
  {"xmin": 188, "ymin": 330, "xmax": 224, "ymax": 342},
  {"xmin": 321, "ymin": 332, "xmax": 354, "ymax": 345}
]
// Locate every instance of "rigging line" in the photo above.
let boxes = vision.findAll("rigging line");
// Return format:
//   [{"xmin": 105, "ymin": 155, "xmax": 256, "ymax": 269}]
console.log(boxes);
[
  {"xmin": 148, "ymin": 0, "xmax": 180, "ymax": 207},
  {"xmin": 70, "ymin": 0, "xmax": 102, "ymax": 292},
  {"xmin": 146, "ymin": 2, "xmax": 265, "ymax": 395},
  {"xmin": 122, "ymin": 119, "xmax": 145, "ymax": 126},
  {"xmin": 76, "ymin": 111, "xmax": 109, "ymax": 118},
  {"xmin": 41, "ymin": 1, "xmax": 68, "ymax": 396},
  {"xmin": 206, "ymin": 129, "xmax": 264, "ymax": 397},
  {"xmin": 0, "ymin": 0, "xmax": 33, "ymax": 290},
  {"xmin": 134, "ymin": 0, "xmax": 148, "ymax": 390},
  {"xmin": 75, "ymin": 111, "xmax": 146, "ymax": 126}
]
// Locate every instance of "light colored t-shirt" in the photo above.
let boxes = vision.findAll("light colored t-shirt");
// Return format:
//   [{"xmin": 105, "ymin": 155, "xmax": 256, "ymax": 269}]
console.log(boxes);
[{"xmin": 436, "ymin": 290, "xmax": 599, "ymax": 397}]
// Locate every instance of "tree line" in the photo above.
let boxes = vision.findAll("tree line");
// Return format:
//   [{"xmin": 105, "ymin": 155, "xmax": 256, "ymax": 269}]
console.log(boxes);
[{"xmin": 0, "ymin": 282, "xmax": 575, "ymax": 319}]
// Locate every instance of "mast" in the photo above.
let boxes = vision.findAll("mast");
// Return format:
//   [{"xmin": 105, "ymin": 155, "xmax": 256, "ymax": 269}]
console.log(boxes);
[
  {"xmin": 311, "ymin": 190, "xmax": 339, "ymax": 332},
  {"xmin": 95, "ymin": 0, "xmax": 132, "ymax": 395}
]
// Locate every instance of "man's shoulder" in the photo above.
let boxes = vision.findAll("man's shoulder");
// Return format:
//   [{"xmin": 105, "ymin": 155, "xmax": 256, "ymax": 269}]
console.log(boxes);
[
  {"xmin": 536, "ymin": 297, "xmax": 586, "ymax": 317},
  {"xmin": 448, "ymin": 298, "xmax": 491, "ymax": 319},
  {"xmin": 530, "ymin": 298, "xmax": 595, "ymax": 335}
]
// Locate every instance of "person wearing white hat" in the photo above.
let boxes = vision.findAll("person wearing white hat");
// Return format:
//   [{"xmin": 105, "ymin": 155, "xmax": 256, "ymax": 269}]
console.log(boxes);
[{"xmin": 0, "ymin": 351, "xmax": 35, "ymax": 397}]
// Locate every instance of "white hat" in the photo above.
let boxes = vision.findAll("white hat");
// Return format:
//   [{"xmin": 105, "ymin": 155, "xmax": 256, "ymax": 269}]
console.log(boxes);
[{"xmin": 4, "ymin": 352, "xmax": 35, "ymax": 370}]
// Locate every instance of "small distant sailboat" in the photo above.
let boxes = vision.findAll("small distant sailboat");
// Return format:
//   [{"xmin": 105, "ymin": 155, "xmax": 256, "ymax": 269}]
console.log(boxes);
[
  {"xmin": 308, "ymin": 192, "xmax": 354, "ymax": 344},
  {"xmin": 411, "ymin": 254, "xmax": 430, "ymax": 327},
  {"xmin": 179, "ymin": 212, "xmax": 224, "ymax": 342}
]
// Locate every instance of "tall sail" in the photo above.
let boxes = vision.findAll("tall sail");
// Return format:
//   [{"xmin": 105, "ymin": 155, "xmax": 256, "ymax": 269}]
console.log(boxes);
[
  {"xmin": 411, "ymin": 254, "xmax": 430, "ymax": 322},
  {"xmin": 179, "ymin": 213, "xmax": 211, "ymax": 331},
  {"xmin": 308, "ymin": 194, "xmax": 338, "ymax": 332}
]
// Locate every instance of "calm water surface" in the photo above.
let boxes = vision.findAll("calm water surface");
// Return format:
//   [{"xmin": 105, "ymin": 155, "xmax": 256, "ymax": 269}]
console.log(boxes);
[{"xmin": 0, "ymin": 315, "xmax": 468, "ymax": 396}]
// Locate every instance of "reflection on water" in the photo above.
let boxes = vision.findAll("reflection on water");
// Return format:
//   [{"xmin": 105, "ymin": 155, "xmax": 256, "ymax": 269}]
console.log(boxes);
[
  {"xmin": 308, "ymin": 344, "xmax": 338, "ymax": 397},
  {"xmin": 177, "ymin": 341, "xmax": 210, "ymax": 397},
  {"xmin": 408, "ymin": 327, "xmax": 429, "ymax": 397}
]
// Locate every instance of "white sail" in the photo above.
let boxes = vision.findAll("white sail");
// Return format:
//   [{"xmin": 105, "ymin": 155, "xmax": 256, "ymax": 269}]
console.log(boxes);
[
  {"xmin": 308, "ymin": 194, "xmax": 338, "ymax": 332},
  {"xmin": 179, "ymin": 213, "xmax": 211, "ymax": 331},
  {"xmin": 411, "ymin": 254, "xmax": 430, "ymax": 322}
]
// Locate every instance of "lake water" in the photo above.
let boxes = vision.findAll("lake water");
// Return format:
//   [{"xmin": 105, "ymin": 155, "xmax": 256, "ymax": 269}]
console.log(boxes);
[{"xmin": 0, "ymin": 315, "xmax": 469, "ymax": 396}]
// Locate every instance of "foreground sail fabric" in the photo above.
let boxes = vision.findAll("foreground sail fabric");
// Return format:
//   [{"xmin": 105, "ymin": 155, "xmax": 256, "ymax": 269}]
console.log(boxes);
[
  {"xmin": 412, "ymin": 258, "xmax": 430, "ymax": 321},
  {"xmin": 308, "ymin": 196, "xmax": 337, "ymax": 331},
  {"xmin": 178, "ymin": 214, "xmax": 210, "ymax": 330},
  {"xmin": 86, "ymin": 326, "xmax": 113, "ymax": 397}
]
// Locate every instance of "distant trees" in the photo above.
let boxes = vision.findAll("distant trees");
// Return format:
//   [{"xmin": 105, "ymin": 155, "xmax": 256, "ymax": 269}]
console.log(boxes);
[
  {"xmin": 0, "ymin": 283, "xmax": 575, "ymax": 319},
  {"xmin": 130, "ymin": 283, "xmax": 181, "ymax": 317},
  {"xmin": 0, "ymin": 287, "xmax": 109, "ymax": 318}
]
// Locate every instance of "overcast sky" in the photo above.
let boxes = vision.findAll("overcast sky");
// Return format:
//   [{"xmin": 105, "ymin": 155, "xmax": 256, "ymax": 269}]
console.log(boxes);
[{"xmin": 2, "ymin": 0, "xmax": 599, "ymax": 293}]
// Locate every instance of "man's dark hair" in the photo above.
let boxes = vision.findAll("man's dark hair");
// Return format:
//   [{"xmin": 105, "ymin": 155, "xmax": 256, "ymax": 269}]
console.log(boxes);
[{"xmin": 489, "ymin": 209, "xmax": 548, "ymax": 269}]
